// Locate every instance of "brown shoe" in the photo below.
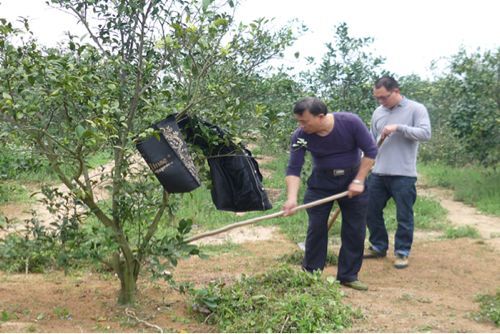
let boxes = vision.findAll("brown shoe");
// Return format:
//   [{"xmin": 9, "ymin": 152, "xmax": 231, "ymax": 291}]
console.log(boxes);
[{"xmin": 394, "ymin": 255, "xmax": 409, "ymax": 269}]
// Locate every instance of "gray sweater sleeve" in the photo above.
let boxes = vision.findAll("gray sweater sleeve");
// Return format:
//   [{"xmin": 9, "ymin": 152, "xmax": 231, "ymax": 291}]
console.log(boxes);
[{"xmin": 397, "ymin": 103, "xmax": 431, "ymax": 142}]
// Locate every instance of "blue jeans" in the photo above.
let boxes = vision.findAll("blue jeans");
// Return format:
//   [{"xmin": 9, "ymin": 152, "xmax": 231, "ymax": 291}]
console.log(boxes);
[
  {"xmin": 366, "ymin": 174, "xmax": 417, "ymax": 257},
  {"xmin": 303, "ymin": 168, "xmax": 368, "ymax": 283}
]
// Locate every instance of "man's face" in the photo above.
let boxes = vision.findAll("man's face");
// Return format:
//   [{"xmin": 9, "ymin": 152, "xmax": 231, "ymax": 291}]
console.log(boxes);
[
  {"xmin": 295, "ymin": 110, "xmax": 324, "ymax": 134},
  {"xmin": 373, "ymin": 86, "xmax": 399, "ymax": 108}
]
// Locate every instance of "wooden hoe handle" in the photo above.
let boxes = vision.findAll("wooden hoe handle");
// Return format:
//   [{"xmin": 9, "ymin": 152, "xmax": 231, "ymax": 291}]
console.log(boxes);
[{"xmin": 186, "ymin": 190, "xmax": 349, "ymax": 243}]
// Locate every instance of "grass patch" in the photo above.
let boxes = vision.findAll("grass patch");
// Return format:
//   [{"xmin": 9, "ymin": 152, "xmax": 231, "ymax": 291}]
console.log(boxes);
[
  {"xmin": 3, "ymin": 150, "xmax": 113, "ymax": 183},
  {"xmin": 474, "ymin": 291, "xmax": 500, "ymax": 327},
  {"xmin": 280, "ymin": 249, "xmax": 338, "ymax": 266},
  {"xmin": 0, "ymin": 181, "xmax": 33, "ymax": 204},
  {"xmin": 443, "ymin": 225, "xmax": 481, "ymax": 239},
  {"xmin": 419, "ymin": 162, "xmax": 500, "ymax": 216},
  {"xmin": 189, "ymin": 265, "xmax": 359, "ymax": 332}
]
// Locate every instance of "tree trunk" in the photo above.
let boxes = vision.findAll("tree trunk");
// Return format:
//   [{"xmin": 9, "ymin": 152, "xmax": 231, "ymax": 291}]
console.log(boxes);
[{"xmin": 114, "ymin": 253, "xmax": 140, "ymax": 305}]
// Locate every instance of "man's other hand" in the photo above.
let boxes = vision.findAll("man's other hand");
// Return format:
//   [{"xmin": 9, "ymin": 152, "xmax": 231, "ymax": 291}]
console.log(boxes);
[{"xmin": 381, "ymin": 124, "xmax": 398, "ymax": 139}]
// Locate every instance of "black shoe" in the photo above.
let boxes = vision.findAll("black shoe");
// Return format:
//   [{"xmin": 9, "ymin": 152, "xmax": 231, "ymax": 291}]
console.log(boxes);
[
  {"xmin": 341, "ymin": 280, "xmax": 368, "ymax": 291},
  {"xmin": 363, "ymin": 246, "xmax": 387, "ymax": 259}
]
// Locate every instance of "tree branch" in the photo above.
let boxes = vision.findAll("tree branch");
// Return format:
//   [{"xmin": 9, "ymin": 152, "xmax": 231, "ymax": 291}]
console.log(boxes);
[{"xmin": 138, "ymin": 191, "xmax": 169, "ymax": 261}]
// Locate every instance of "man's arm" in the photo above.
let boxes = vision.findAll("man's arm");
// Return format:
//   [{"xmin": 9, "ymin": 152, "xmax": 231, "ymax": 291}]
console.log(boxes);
[
  {"xmin": 397, "ymin": 105, "xmax": 431, "ymax": 141},
  {"xmin": 348, "ymin": 157, "xmax": 375, "ymax": 198},
  {"xmin": 350, "ymin": 113, "xmax": 377, "ymax": 197},
  {"xmin": 382, "ymin": 105, "xmax": 431, "ymax": 142},
  {"xmin": 283, "ymin": 175, "xmax": 301, "ymax": 216}
]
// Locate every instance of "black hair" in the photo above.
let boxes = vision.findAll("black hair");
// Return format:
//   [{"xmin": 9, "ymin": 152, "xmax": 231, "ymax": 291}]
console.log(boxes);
[
  {"xmin": 293, "ymin": 97, "xmax": 328, "ymax": 116},
  {"xmin": 374, "ymin": 76, "xmax": 400, "ymax": 90}
]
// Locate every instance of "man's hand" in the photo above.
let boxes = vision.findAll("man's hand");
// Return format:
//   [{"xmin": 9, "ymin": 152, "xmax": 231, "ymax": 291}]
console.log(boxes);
[
  {"xmin": 348, "ymin": 181, "xmax": 365, "ymax": 198},
  {"xmin": 381, "ymin": 124, "xmax": 398, "ymax": 139},
  {"xmin": 282, "ymin": 199, "xmax": 298, "ymax": 216}
]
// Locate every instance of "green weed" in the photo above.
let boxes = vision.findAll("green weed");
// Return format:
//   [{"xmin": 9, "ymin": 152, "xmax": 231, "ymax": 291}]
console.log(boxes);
[
  {"xmin": 189, "ymin": 265, "xmax": 359, "ymax": 332},
  {"xmin": 474, "ymin": 291, "xmax": 500, "ymax": 326},
  {"xmin": 53, "ymin": 306, "xmax": 71, "ymax": 320},
  {"xmin": 1, "ymin": 310, "xmax": 10, "ymax": 322},
  {"xmin": 280, "ymin": 249, "xmax": 338, "ymax": 266}
]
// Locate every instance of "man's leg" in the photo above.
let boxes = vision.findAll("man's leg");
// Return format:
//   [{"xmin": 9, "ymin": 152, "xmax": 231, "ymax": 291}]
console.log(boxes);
[
  {"xmin": 336, "ymin": 192, "xmax": 368, "ymax": 283},
  {"xmin": 303, "ymin": 188, "xmax": 333, "ymax": 272},
  {"xmin": 366, "ymin": 174, "xmax": 391, "ymax": 253},
  {"xmin": 390, "ymin": 176, "xmax": 417, "ymax": 257}
]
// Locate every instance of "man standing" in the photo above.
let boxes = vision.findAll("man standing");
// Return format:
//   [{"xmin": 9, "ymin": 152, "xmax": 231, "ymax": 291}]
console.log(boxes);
[
  {"xmin": 365, "ymin": 76, "xmax": 431, "ymax": 269},
  {"xmin": 283, "ymin": 97, "xmax": 377, "ymax": 291}
]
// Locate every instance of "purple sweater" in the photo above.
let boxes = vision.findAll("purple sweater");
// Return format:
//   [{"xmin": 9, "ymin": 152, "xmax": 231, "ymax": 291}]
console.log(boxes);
[{"xmin": 286, "ymin": 112, "xmax": 377, "ymax": 176}]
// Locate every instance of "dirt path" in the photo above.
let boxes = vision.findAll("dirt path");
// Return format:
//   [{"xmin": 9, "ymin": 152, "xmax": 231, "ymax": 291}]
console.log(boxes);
[{"xmin": 418, "ymin": 184, "xmax": 500, "ymax": 251}]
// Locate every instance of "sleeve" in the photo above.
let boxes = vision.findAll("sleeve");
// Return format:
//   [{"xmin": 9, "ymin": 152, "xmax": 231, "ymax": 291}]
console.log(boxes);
[
  {"xmin": 353, "ymin": 114, "xmax": 378, "ymax": 159},
  {"xmin": 285, "ymin": 129, "xmax": 306, "ymax": 177},
  {"xmin": 370, "ymin": 111, "xmax": 379, "ymax": 142},
  {"xmin": 397, "ymin": 103, "xmax": 431, "ymax": 142}
]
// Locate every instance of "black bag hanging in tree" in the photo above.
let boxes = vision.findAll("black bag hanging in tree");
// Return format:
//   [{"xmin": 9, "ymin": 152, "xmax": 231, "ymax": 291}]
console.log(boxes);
[
  {"xmin": 136, "ymin": 115, "xmax": 201, "ymax": 193},
  {"xmin": 177, "ymin": 115, "xmax": 272, "ymax": 212},
  {"xmin": 207, "ymin": 147, "xmax": 273, "ymax": 212}
]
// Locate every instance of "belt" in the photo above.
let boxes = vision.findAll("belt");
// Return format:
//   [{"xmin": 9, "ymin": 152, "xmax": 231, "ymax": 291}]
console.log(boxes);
[{"xmin": 317, "ymin": 165, "xmax": 359, "ymax": 176}]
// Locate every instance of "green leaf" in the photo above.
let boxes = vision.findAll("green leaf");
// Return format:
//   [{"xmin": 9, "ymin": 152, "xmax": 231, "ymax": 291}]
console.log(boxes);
[
  {"xmin": 202, "ymin": 0, "xmax": 213, "ymax": 11},
  {"xmin": 75, "ymin": 125, "xmax": 85, "ymax": 138},
  {"xmin": 2, "ymin": 92, "xmax": 12, "ymax": 100}
]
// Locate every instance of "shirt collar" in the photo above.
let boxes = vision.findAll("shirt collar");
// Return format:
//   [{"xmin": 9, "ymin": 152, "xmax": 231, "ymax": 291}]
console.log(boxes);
[
  {"xmin": 384, "ymin": 96, "xmax": 407, "ymax": 111},
  {"xmin": 398, "ymin": 96, "xmax": 408, "ymax": 107}
]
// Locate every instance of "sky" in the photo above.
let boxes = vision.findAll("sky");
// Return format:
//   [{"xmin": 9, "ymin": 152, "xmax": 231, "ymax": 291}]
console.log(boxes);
[{"xmin": 1, "ymin": 0, "xmax": 499, "ymax": 79}]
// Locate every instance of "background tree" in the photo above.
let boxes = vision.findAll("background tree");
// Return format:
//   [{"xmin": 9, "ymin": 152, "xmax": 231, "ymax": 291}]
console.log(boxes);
[
  {"xmin": 400, "ymin": 48, "xmax": 499, "ymax": 167},
  {"xmin": 444, "ymin": 48, "xmax": 499, "ymax": 167},
  {"xmin": 304, "ymin": 22, "xmax": 386, "ymax": 121}
]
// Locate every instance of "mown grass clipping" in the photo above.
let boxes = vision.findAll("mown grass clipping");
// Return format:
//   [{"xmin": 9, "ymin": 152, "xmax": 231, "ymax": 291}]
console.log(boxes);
[{"xmin": 189, "ymin": 265, "xmax": 360, "ymax": 332}]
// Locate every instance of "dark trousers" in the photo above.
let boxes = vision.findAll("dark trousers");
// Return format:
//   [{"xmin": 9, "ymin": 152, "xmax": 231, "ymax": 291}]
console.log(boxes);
[
  {"xmin": 302, "ymin": 169, "xmax": 368, "ymax": 283},
  {"xmin": 366, "ymin": 174, "xmax": 417, "ymax": 257}
]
